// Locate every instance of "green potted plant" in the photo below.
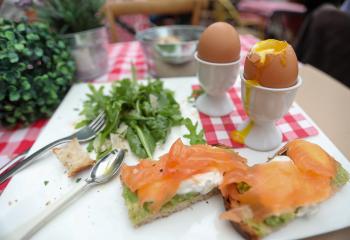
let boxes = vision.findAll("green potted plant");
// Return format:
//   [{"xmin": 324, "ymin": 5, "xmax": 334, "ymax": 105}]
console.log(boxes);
[
  {"xmin": 36, "ymin": 0, "xmax": 108, "ymax": 81},
  {"xmin": 0, "ymin": 18, "xmax": 75, "ymax": 128}
]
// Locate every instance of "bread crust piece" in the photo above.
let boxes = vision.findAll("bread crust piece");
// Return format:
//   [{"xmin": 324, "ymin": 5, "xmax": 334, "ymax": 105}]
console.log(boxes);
[
  {"xmin": 223, "ymin": 197, "xmax": 260, "ymax": 240},
  {"xmin": 52, "ymin": 138, "xmax": 94, "ymax": 177}
]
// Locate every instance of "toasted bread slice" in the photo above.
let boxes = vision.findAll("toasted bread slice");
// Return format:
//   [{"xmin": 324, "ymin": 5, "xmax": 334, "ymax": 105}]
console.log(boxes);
[
  {"xmin": 52, "ymin": 138, "xmax": 94, "ymax": 177},
  {"xmin": 122, "ymin": 182, "xmax": 219, "ymax": 227},
  {"xmin": 120, "ymin": 139, "xmax": 247, "ymax": 227}
]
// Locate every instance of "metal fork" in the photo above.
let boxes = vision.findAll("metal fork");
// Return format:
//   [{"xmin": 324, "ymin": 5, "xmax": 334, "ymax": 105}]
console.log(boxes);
[{"xmin": 0, "ymin": 112, "xmax": 106, "ymax": 184}]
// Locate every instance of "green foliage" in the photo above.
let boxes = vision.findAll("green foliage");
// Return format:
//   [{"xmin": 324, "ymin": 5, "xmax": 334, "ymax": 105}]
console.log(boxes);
[
  {"xmin": 36, "ymin": 0, "xmax": 105, "ymax": 34},
  {"xmin": 77, "ymin": 78, "xmax": 183, "ymax": 159},
  {"xmin": 182, "ymin": 118, "xmax": 206, "ymax": 145},
  {"xmin": 0, "ymin": 18, "xmax": 75, "ymax": 128}
]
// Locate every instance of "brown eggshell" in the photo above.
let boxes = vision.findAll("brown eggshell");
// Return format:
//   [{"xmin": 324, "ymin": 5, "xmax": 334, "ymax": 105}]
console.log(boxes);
[
  {"xmin": 197, "ymin": 22, "xmax": 241, "ymax": 63},
  {"xmin": 244, "ymin": 44, "xmax": 298, "ymax": 88}
]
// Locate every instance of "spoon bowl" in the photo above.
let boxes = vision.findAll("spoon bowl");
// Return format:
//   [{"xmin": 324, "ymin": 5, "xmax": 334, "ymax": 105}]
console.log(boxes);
[{"xmin": 88, "ymin": 149, "xmax": 125, "ymax": 184}]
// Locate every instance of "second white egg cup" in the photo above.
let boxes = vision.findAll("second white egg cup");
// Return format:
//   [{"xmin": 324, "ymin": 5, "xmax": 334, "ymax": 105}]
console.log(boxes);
[
  {"xmin": 238, "ymin": 73, "xmax": 303, "ymax": 151},
  {"xmin": 195, "ymin": 52, "xmax": 240, "ymax": 117}
]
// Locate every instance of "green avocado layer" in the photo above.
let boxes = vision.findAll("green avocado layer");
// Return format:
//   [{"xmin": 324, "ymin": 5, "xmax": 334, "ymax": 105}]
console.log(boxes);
[
  {"xmin": 244, "ymin": 213, "xmax": 296, "ymax": 237},
  {"xmin": 123, "ymin": 186, "xmax": 200, "ymax": 226},
  {"xmin": 332, "ymin": 163, "xmax": 350, "ymax": 188}
]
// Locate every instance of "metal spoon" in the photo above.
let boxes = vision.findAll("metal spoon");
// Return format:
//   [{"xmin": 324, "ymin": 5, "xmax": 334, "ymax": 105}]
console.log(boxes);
[{"xmin": 8, "ymin": 149, "xmax": 125, "ymax": 240}]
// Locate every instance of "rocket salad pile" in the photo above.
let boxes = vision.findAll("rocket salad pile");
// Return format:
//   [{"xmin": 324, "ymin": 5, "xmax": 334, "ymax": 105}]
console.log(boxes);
[{"xmin": 76, "ymin": 77, "xmax": 183, "ymax": 159}]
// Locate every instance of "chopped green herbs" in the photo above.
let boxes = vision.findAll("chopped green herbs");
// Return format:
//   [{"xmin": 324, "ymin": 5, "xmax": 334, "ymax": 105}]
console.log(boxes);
[
  {"xmin": 76, "ymin": 178, "xmax": 82, "ymax": 183},
  {"xmin": 77, "ymin": 77, "xmax": 183, "ymax": 159},
  {"xmin": 44, "ymin": 180, "xmax": 49, "ymax": 186},
  {"xmin": 182, "ymin": 118, "xmax": 206, "ymax": 145},
  {"xmin": 235, "ymin": 181, "xmax": 251, "ymax": 194}
]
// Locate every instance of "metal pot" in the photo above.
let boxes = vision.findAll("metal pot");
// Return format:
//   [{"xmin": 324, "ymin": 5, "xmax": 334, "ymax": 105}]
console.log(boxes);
[
  {"xmin": 62, "ymin": 27, "xmax": 108, "ymax": 81},
  {"xmin": 136, "ymin": 25, "xmax": 204, "ymax": 77}
]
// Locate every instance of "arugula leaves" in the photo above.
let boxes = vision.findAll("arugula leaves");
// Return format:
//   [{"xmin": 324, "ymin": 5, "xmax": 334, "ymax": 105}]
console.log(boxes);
[
  {"xmin": 183, "ymin": 118, "xmax": 206, "ymax": 145},
  {"xmin": 188, "ymin": 87, "xmax": 205, "ymax": 102},
  {"xmin": 126, "ymin": 126, "xmax": 148, "ymax": 159},
  {"xmin": 77, "ymin": 78, "xmax": 183, "ymax": 159}
]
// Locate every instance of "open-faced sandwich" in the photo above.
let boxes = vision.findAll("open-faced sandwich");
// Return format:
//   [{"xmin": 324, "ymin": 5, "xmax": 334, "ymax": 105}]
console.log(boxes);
[
  {"xmin": 220, "ymin": 139, "xmax": 349, "ymax": 240},
  {"xmin": 120, "ymin": 139, "xmax": 248, "ymax": 227}
]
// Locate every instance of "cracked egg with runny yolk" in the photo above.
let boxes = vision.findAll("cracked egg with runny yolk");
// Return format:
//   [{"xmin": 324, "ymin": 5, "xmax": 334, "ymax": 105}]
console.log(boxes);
[{"xmin": 244, "ymin": 39, "xmax": 298, "ymax": 88}]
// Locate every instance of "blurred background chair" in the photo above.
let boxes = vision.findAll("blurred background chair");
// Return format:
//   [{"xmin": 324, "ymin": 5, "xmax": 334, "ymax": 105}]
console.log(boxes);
[
  {"xmin": 209, "ymin": 0, "xmax": 266, "ymax": 38},
  {"xmin": 104, "ymin": 0, "xmax": 208, "ymax": 42},
  {"xmin": 294, "ymin": 4, "xmax": 350, "ymax": 88},
  {"xmin": 236, "ymin": 0, "xmax": 306, "ymax": 42},
  {"xmin": 203, "ymin": 0, "xmax": 306, "ymax": 42}
]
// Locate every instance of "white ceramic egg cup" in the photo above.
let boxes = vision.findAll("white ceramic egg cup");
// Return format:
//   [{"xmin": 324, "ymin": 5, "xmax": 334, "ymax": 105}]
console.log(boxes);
[
  {"xmin": 239, "ymin": 73, "xmax": 303, "ymax": 151},
  {"xmin": 195, "ymin": 52, "xmax": 240, "ymax": 117}
]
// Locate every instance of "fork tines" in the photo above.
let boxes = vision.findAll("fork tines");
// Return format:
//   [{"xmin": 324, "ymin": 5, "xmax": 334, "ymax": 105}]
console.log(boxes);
[{"xmin": 89, "ymin": 112, "xmax": 106, "ymax": 132}]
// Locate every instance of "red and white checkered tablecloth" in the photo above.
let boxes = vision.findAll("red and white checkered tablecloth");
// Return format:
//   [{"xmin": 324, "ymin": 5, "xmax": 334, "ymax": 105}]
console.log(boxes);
[
  {"xmin": 193, "ymin": 85, "xmax": 318, "ymax": 148},
  {"xmin": 0, "ymin": 34, "xmax": 259, "ymax": 192}
]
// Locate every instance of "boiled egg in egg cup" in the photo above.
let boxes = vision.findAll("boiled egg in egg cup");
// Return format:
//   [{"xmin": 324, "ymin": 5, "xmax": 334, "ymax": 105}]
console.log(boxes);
[
  {"xmin": 231, "ymin": 39, "xmax": 302, "ymax": 151},
  {"xmin": 195, "ymin": 22, "xmax": 241, "ymax": 117}
]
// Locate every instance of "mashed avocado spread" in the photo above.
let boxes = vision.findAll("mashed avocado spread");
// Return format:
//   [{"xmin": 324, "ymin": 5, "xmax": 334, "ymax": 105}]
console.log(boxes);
[{"xmin": 123, "ymin": 186, "xmax": 199, "ymax": 225}]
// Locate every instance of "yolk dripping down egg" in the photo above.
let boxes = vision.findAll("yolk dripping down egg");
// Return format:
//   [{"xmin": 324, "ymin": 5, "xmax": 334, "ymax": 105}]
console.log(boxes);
[{"xmin": 244, "ymin": 39, "xmax": 298, "ymax": 88}]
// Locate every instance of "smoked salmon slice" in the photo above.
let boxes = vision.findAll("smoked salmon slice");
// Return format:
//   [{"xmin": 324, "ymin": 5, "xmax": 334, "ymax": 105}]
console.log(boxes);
[
  {"xmin": 121, "ymin": 139, "xmax": 247, "ymax": 212},
  {"xmin": 286, "ymin": 139, "xmax": 336, "ymax": 178},
  {"xmin": 220, "ymin": 139, "xmax": 341, "ymax": 222}
]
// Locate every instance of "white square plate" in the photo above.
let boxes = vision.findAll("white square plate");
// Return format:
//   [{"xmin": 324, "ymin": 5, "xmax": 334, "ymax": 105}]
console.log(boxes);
[{"xmin": 1, "ymin": 77, "xmax": 350, "ymax": 240}]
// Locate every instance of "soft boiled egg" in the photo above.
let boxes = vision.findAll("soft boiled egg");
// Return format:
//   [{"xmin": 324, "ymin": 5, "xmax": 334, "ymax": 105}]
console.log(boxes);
[
  {"xmin": 197, "ymin": 22, "xmax": 241, "ymax": 63},
  {"xmin": 244, "ymin": 39, "xmax": 298, "ymax": 88}
]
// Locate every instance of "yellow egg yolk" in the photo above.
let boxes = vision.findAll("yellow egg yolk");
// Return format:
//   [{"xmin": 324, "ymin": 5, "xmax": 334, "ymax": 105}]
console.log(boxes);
[
  {"xmin": 251, "ymin": 39, "xmax": 288, "ymax": 65},
  {"xmin": 230, "ymin": 80, "xmax": 258, "ymax": 145},
  {"xmin": 231, "ymin": 121, "xmax": 254, "ymax": 144}
]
